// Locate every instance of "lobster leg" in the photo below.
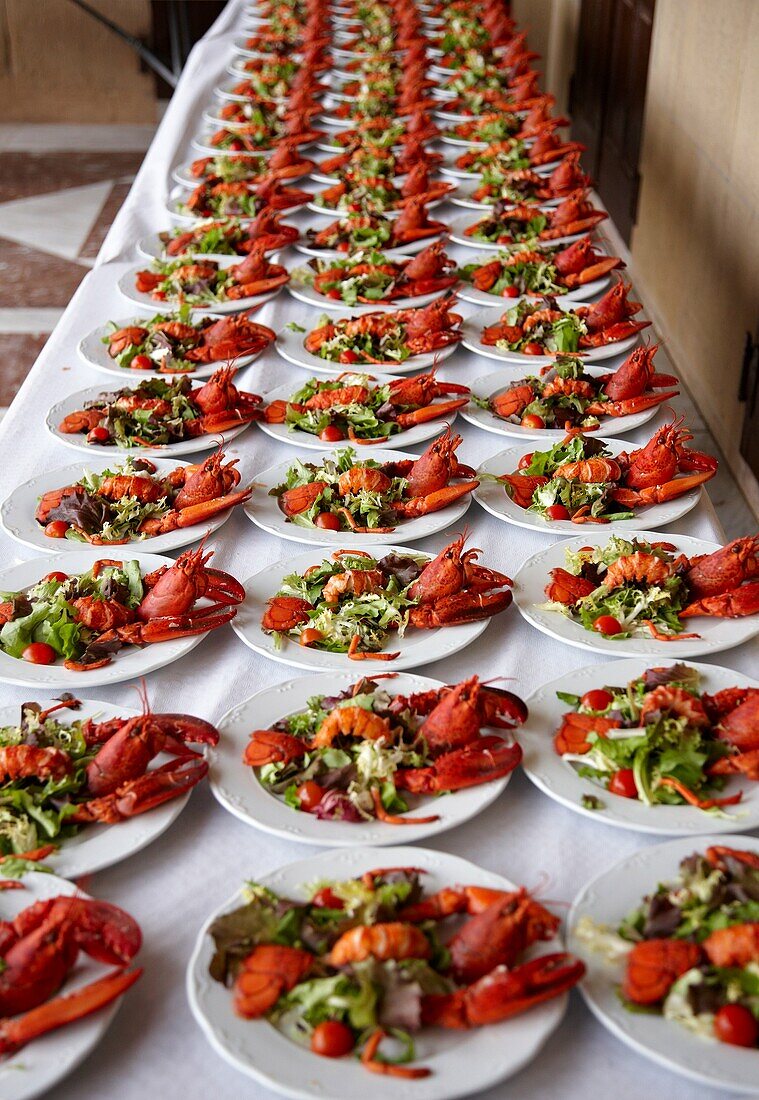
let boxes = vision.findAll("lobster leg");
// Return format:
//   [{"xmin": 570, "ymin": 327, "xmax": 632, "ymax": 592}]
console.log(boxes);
[
  {"xmin": 394, "ymin": 397, "xmax": 470, "ymax": 426},
  {"xmin": 393, "ymin": 481, "xmax": 479, "ymax": 517},
  {"xmin": 409, "ymin": 587, "xmax": 513, "ymax": 626},
  {"xmin": 395, "ymin": 736, "xmax": 522, "ymax": 794},
  {"xmin": 611, "ymin": 469, "xmax": 716, "ymax": 506},
  {"xmin": 69, "ymin": 757, "xmax": 209, "ymax": 824},
  {"xmin": 586, "ymin": 390, "xmax": 680, "ymax": 417},
  {"xmin": 680, "ymin": 581, "xmax": 759, "ymax": 619},
  {"xmin": 130, "ymin": 604, "xmax": 239, "ymax": 643}
]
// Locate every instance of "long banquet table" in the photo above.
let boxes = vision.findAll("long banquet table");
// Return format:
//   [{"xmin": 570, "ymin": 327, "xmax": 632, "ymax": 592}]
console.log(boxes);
[{"xmin": 0, "ymin": 2, "xmax": 755, "ymax": 1097}]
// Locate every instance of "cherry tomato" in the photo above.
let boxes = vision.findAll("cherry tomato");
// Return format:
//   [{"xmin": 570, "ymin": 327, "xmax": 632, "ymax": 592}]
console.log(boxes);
[
  {"xmin": 593, "ymin": 615, "xmax": 623, "ymax": 636},
  {"xmin": 319, "ymin": 425, "xmax": 344, "ymax": 442},
  {"xmin": 327, "ymin": 289, "xmax": 342, "ymax": 300},
  {"xmin": 22, "ymin": 642, "xmax": 56, "ymax": 665},
  {"xmin": 520, "ymin": 414, "xmax": 545, "ymax": 430},
  {"xmin": 608, "ymin": 768, "xmax": 637, "ymax": 799},
  {"xmin": 89, "ymin": 426, "xmax": 110, "ymax": 443},
  {"xmin": 310, "ymin": 1020, "xmax": 355, "ymax": 1058},
  {"xmin": 546, "ymin": 504, "xmax": 570, "ymax": 521},
  {"xmin": 315, "ymin": 512, "xmax": 341, "ymax": 530},
  {"xmin": 504, "ymin": 285, "xmax": 520, "ymax": 298},
  {"xmin": 299, "ymin": 627, "xmax": 323, "ymax": 647},
  {"xmin": 581, "ymin": 689, "xmax": 615, "ymax": 711},
  {"xmin": 44, "ymin": 521, "xmax": 68, "ymax": 539},
  {"xmin": 339, "ymin": 349, "xmax": 359, "ymax": 364},
  {"xmin": 714, "ymin": 1004, "xmax": 759, "ymax": 1047},
  {"xmin": 297, "ymin": 781, "xmax": 324, "ymax": 812},
  {"xmin": 229, "ymin": 139, "xmax": 243, "ymax": 151},
  {"xmin": 517, "ymin": 452, "xmax": 534, "ymax": 470},
  {"xmin": 44, "ymin": 571, "xmax": 69, "ymax": 583},
  {"xmin": 523, "ymin": 341, "xmax": 544, "ymax": 356},
  {"xmin": 131, "ymin": 354, "xmax": 153, "ymax": 371},
  {"xmin": 311, "ymin": 887, "xmax": 344, "ymax": 909},
  {"xmin": 338, "ymin": 242, "xmax": 349, "ymax": 252}
]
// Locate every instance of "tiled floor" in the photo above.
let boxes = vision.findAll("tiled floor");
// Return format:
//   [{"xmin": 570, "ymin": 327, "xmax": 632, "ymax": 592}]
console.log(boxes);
[{"xmin": 0, "ymin": 123, "xmax": 755, "ymax": 539}]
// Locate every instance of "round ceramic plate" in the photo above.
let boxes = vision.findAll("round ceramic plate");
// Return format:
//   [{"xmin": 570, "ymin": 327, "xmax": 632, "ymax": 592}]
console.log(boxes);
[
  {"xmin": 448, "ymin": 178, "xmax": 562, "ymax": 210},
  {"xmin": 473, "ymin": 439, "xmax": 703, "ymax": 535},
  {"xmin": 245, "ymin": 446, "xmax": 473, "ymax": 546},
  {"xmin": 521, "ymin": 659, "xmax": 759, "ymax": 835},
  {"xmin": 304, "ymin": 195, "xmax": 448, "ymax": 219},
  {"xmin": 47, "ymin": 384, "xmax": 251, "ymax": 459},
  {"xmin": 1, "ymin": 456, "xmax": 237, "ymax": 556},
  {"xmin": 211, "ymin": 672, "xmax": 514, "ymax": 846},
  {"xmin": 166, "ymin": 187, "xmax": 307, "ymax": 224},
  {"xmin": 460, "ymin": 303, "xmax": 641, "ymax": 366},
  {"xmin": 0, "ymin": 698, "xmax": 192, "ymax": 876},
  {"xmin": 513, "ymin": 530, "xmax": 759, "ymax": 658},
  {"xmin": 78, "ymin": 316, "xmax": 265, "ymax": 379},
  {"xmin": 231, "ymin": 542, "xmax": 492, "ymax": 672},
  {"xmin": 259, "ymin": 374, "xmax": 459, "ymax": 451},
  {"xmin": 292, "ymin": 231, "xmax": 445, "ymax": 259},
  {"xmin": 0, "ymin": 871, "xmax": 135, "ymax": 1100},
  {"xmin": 276, "ymin": 316, "xmax": 459, "ymax": 375},
  {"xmin": 287, "ymin": 281, "xmax": 449, "ymax": 313},
  {"xmin": 117, "ymin": 264, "xmax": 284, "ymax": 316},
  {"xmin": 457, "ymin": 268, "xmax": 611, "ymax": 308},
  {"xmin": 448, "ymin": 214, "xmax": 597, "ymax": 254},
  {"xmin": 459, "ymin": 367, "xmax": 659, "ymax": 440},
  {"xmin": 136, "ymin": 230, "xmax": 287, "ymax": 266},
  {"xmin": 187, "ymin": 845, "xmax": 570, "ymax": 1100},
  {"xmin": 191, "ymin": 131, "xmax": 279, "ymax": 157},
  {"xmin": 213, "ymin": 81, "xmax": 288, "ymax": 106},
  {"xmin": 568, "ymin": 833, "xmax": 759, "ymax": 1093},
  {"xmin": 172, "ymin": 159, "xmax": 312, "ymax": 190},
  {"xmin": 0, "ymin": 550, "xmax": 208, "ymax": 688},
  {"xmin": 439, "ymin": 159, "xmax": 556, "ymax": 181}
]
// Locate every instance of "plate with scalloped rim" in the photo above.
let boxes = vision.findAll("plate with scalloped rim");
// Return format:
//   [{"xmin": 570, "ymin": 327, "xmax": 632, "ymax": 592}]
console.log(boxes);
[
  {"xmin": 449, "ymin": 215, "xmax": 602, "ymax": 255},
  {"xmin": 78, "ymin": 313, "xmax": 266, "ymax": 380},
  {"xmin": 245, "ymin": 446, "xmax": 473, "ymax": 547},
  {"xmin": 292, "ymin": 230, "xmax": 446, "ymax": 260},
  {"xmin": 0, "ymin": 697, "xmax": 194, "ymax": 877},
  {"xmin": 473, "ymin": 438, "xmax": 703, "ymax": 536},
  {"xmin": 166, "ymin": 185, "xmax": 308, "ymax": 225},
  {"xmin": 191, "ymin": 130, "xmax": 292, "ymax": 157},
  {"xmin": 304, "ymin": 193, "xmax": 449, "ymax": 220},
  {"xmin": 47, "ymin": 384, "xmax": 251, "ymax": 459},
  {"xmin": 172, "ymin": 158, "xmax": 314, "ymax": 190},
  {"xmin": 210, "ymin": 671, "xmax": 515, "ymax": 846},
  {"xmin": 521, "ymin": 658, "xmax": 759, "ymax": 835},
  {"xmin": 258, "ymin": 373, "xmax": 461, "ymax": 452},
  {"xmin": 439, "ymin": 158, "xmax": 557, "ymax": 181},
  {"xmin": 231, "ymin": 541, "xmax": 496, "ymax": 672},
  {"xmin": 276, "ymin": 313, "xmax": 460, "ymax": 376},
  {"xmin": 287, "ymin": 279, "xmax": 452, "ymax": 314},
  {"xmin": 1, "ymin": 454, "xmax": 239, "ymax": 556},
  {"xmin": 568, "ymin": 833, "xmax": 759, "ymax": 1093},
  {"xmin": 187, "ymin": 844, "xmax": 570, "ymax": 1100},
  {"xmin": 117, "ymin": 261, "xmax": 284, "ymax": 317},
  {"xmin": 513, "ymin": 530, "xmax": 759, "ymax": 659},
  {"xmin": 448, "ymin": 177, "xmax": 563, "ymax": 210},
  {"xmin": 459, "ymin": 367, "xmax": 660, "ymax": 441},
  {"xmin": 0, "ymin": 549, "xmax": 212, "ymax": 689},
  {"xmin": 456, "ymin": 263, "xmax": 612, "ymax": 309},
  {"xmin": 0, "ymin": 871, "xmax": 137, "ymax": 1100}
]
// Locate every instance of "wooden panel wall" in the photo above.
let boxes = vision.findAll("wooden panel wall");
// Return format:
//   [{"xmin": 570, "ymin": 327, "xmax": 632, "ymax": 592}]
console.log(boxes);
[{"xmin": 0, "ymin": 0, "xmax": 155, "ymax": 122}]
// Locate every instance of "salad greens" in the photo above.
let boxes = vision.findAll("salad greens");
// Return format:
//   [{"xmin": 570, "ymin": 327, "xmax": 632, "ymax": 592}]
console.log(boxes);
[
  {"xmin": 459, "ymin": 246, "xmax": 566, "ymax": 297},
  {"xmin": 76, "ymin": 376, "xmax": 200, "ymax": 447},
  {"xmin": 104, "ymin": 304, "xmax": 207, "ymax": 373},
  {"xmin": 306, "ymin": 215, "xmax": 395, "ymax": 252}
]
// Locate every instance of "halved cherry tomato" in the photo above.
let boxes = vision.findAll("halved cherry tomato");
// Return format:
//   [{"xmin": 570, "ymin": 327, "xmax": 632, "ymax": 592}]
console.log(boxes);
[
  {"xmin": 327, "ymin": 289, "xmax": 342, "ymax": 300},
  {"xmin": 319, "ymin": 425, "xmax": 344, "ymax": 442},
  {"xmin": 609, "ymin": 768, "xmax": 637, "ymax": 799},
  {"xmin": 338, "ymin": 242, "xmax": 349, "ymax": 252},
  {"xmin": 89, "ymin": 427, "xmax": 110, "ymax": 443},
  {"xmin": 520, "ymin": 414, "xmax": 545, "ymax": 429},
  {"xmin": 714, "ymin": 1004, "xmax": 759, "ymax": 1047},
  {"xmin": 581, "ymin": 689, "xmax": 615, "ymax": 711},
  {"xmin": 299, "ymin": 627, "xmax": 323, "ymax": 647},
  {"xmin": 504, "ymin": 285, "xmax": 520, "ymax": 298},
  {"xmin": 131, "ymin": 354, "xmax": 153, "ymax": 371},
  {"xmin": 315, "ymin": 512, "xmax": 341, "ymax": 530},
  {"xmin": 339, "ymin": 349, "xmax": 360, "ymax": 364},
  {"xmin": 310, "ymin": 1020, "xmax": 355, "ymax": 1058},
  {"xmin": 229, "ymin": 139, "xmax": 243, "ymax": 151},
  {"xmin": 21, "ymin": 642, "xmax": 56, "ymax": 665},
  {"xmin": 44, "ymin": 571, "xmax": 68, "ymax": 583},
  {"xmin": 44, "ymin": 521, "xmax": 68, "ymax": 539},
  {"xmin": 523, "ymin": 342, "xmax": 544, "ymax": 355},
  {"xmin": 546, "ymin": 504, "xmax": 570, "ymax": 520},
  {"xmin": 296, "ymin": 781, "xmax": 324, "ymax": 813},
  {"xmin": 593, "ymin": 615, "xmax": 623, "ymax": 636},
  {"xmin": 311, "ymin": 887, "xmax": 344, "ymax": 909},
  {"xmin": 517, "ymin": 452, "xmax": 534, "ymax": 470}
]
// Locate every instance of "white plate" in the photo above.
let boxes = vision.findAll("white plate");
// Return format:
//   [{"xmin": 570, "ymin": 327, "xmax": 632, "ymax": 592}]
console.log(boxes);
[
  {"xmin": 287, "ymin": 281, "xmax": 448, "ymax": 313},
  {"xmin": 568, "ymin": 833, "xmax": 759, "ymax": 1093},
  {"xmin": 522, "ymin": 659, "xmax": 759, "ymax": 835},
  {"xmin": 474, "ymin": 439, "xmax": 703, "ymax": 535},
  {"xmin": 78, "ymin": 316, "xmax": 264, "ymax": 380},
  {"xmin": 460, "ymin": 367, "xmax": 659, "ymax": 440},
  {"xmin": 231, "ymin": 542, "xmax": 492, "ymax": 672},
  {"xmin": 0, "ymin": 550, "xmax": 208, "ymax": 688},
  {"xmin": 293, "ymin": 231, "xmax": 444, "ymax": 259},
  {"xmin": 0, "ymin": 872, "xmax": 135, "ymax": 1100},
  {"xmin": 0, "ymin": 698, "xmax": 192, "ymax": 876},
  {"xmin": 188, "ymin": 845, "xmax": 570, "ymax": 1100},
  {"xmin": 166, "ymin": 187, "xmax": 307, "ymax": 225},
  {"xmin": 211, "ymin": 672, "xmax": 513, "ymax": 846},
  {"xmin": 213, "ymin": 81, "xmax": 288, "ymax": 106},
  {"xmin": 117, "ymin": 264, "xmax": 283, "ymax": 316},
  {"xmin": 457, "ymin": 271, "xmax": 612, "ymax": 308},
  {"xmin": 259, "ymin": 374, "xmax": 459, "ymax": 451},
  {"xmin": 461, "ymin": 303, "xmax": 641, "ymax": 366},
  {"xmin": 191, "ymin": 130, "xmax": 278, "ymax": 157},
  {"xmin": 440, "ymin": 159, "xmax": 556, "ymax": 181},
  {"xmin": 47, "ymin": 384, "xmax": 250, "ymax": 458},
  {"xmin": 172, "ymin": 159, "xmax": 312, "ymax": 190},
  {"xmin": 276, "ymin": 314, "xmax": 459, "ymax": 375},
  {"xmin": 136, "ymin": 231, "xmax": 260, "ymax": 266},
  {"xmin": 513, "ymin": 530, "xmax": 759, "ymax": 658},
  {"xmin": 246, "ymin": 447, "xmax": 473, "ymax": 546},
  {"xmin": 449, "ymin": 178, "xmax": 563, "ymax": 210},
  {"xmin": 448, "ymin": 214, "xmax": 596, "ymax": 254},
  {"xmin": 1, "ymin": 456, "xmax": 236, "ymax": 556}
]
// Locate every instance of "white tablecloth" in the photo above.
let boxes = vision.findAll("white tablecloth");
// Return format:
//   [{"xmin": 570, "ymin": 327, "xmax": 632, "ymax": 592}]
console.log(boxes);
[{"xmin": 1, "ymin": 3, "xmax": 755, "ymax": 1097}]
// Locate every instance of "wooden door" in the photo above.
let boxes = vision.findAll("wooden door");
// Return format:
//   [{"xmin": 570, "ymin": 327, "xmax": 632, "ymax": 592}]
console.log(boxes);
[{"xmin": 569, "ymin": 0, "xmax": 655, "ymax": 243}]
